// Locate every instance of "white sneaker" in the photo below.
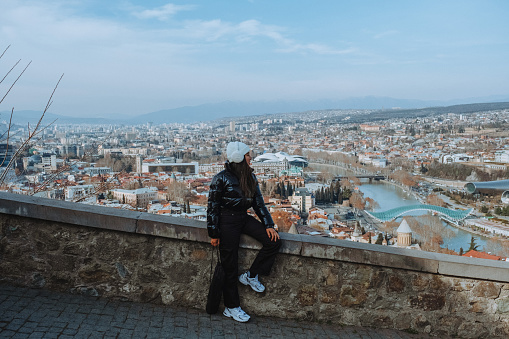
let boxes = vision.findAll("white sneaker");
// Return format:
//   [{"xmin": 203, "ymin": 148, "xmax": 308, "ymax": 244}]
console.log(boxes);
[
  {"xmin": 223, "ymin": 307, "xmax": 250, "ymax": 322},
  {"xmin": 239, "ymin": 272, "xmax": 265, "ymax": 292}
]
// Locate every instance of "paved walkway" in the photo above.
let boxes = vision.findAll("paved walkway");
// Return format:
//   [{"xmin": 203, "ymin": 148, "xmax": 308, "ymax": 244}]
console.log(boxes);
[{"xmin": 0, "ymin": 284, "xmax": 433, "ymax": 339}]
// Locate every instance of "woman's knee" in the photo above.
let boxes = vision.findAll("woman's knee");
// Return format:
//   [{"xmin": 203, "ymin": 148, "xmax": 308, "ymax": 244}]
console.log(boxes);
[
  {"xmin": 268, "ymin": 237, "xmax": 282, "ymax": 251},
  {"xmin": 276, "ymin": 237, "xmax": 282, "ymax": 249}
]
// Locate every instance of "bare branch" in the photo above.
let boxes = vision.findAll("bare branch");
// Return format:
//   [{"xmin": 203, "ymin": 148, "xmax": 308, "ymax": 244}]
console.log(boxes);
[
  {"xmin": 0, "ymin": 60, "xmax": 31, "ymax": 106},
  {"xmin": 0, "ymin": 45, "xmax": 10, "ymax": 59},
  {"xmin": 0, "ymin": 59, "xmax": 21, "ymax": 86},
  {"xmin": 0, "ymin": 108, "xmax": 14, "ymax": 167},
  {"xmin": 43, "ymin": 74, "xmax": 64, "ymax": 114}
]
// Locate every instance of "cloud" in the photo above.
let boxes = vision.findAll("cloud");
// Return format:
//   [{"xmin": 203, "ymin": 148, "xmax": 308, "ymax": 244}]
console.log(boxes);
[
  {"xmin": 132, "ymin": 3, "xmax": 195, "ymax": 21},
  {"xmin": 177, "ymin": 19, "xmax": 354, "ymax": 55}
]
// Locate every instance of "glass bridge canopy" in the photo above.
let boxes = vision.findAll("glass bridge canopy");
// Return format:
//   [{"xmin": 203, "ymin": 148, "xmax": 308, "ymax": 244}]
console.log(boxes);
[{"xmin": 365, "ymin": 204, "xmax": 473, "ymax": 222}]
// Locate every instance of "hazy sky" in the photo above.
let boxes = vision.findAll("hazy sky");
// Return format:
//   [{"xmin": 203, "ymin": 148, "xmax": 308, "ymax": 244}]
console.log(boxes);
[{"xmin": 1, "ymin": 0, "xmax": 508, "ymax": 117}]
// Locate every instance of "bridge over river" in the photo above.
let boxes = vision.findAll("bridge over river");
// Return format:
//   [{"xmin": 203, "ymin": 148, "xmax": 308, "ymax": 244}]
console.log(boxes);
[
  {"xmin": 334, "ymin": 174, "xmax": 386, "ymax": 182},
  {"xmin": 365, "ymin": 204, "xmax": 473, "ymax": 223}
]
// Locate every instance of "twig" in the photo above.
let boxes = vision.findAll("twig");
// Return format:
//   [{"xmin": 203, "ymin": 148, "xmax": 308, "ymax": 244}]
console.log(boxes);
[
  {"xmin": 0, "ymin": 45, "xmax": 10, "ymax": 59},
  {"xmin": 0, "ymin": 74, "xmax": 62, "ymax": 185},
  {"xmin": 0, "ymin": 108, "xmax": 14, "ymax": 167},
  {"xmin": 0, "ymin": 59, "xmax": 21, "ymax": 86},
  {"xmin": 0, "ymin": 60, "xmax": 31, "ymax": 106}
]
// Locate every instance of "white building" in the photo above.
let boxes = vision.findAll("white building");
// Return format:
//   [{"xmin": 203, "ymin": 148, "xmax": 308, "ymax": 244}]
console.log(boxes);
[
  {"xmin": 253, "ymin": 152, "xmax": 308, "ymax": 167},
  {"xmin": 142, "ymin": 162, "xmax": 199, "ymax": 175},
  {"xmin": 65, "ymin": 185, "xmax": 95, "ymax": 201},
  {"xmin": 439, "ymin": 153, "xmax": 472, "ymax": 164},
  {"xmin": 84, "ymin": 167, "xmax": 112, "ymax": 176},
  {"xmin": 495, "ymin": 150, "xmax": 509, "ymax": 164},
  {"xmin": 464, "ymin": 218, "xmax": 509, "ymax": 237},
  {"xmin": 199, "ymin": 163, "xmax": 225, "ymax": 174},
  {"xmin": 111, "ymin": 187, "xmax": 157, "ymax": 208},
  {"xmin": 290, "ymin": 187, "xmax": 315, "ymax": 213}
]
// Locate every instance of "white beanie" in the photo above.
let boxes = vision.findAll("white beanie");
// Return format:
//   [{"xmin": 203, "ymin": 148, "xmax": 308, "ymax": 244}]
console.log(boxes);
[{"xmin": 226, "ymin": 141, "xmax": 250, "ymax": 163}]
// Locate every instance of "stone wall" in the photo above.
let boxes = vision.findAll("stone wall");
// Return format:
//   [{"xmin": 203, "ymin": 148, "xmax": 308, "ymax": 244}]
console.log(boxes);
[{"xmin": 1, "ymin": 192, "xmax": 509, "ymax": 338}]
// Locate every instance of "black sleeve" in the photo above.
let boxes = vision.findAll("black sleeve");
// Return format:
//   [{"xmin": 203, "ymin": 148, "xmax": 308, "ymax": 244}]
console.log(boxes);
[
  {"xmin": 251, "ymin": 176, "xmax": 275, "ymax": 228},
  {"xmin": 207, "ymin": 174, "xmax": 223, "ymax": 238}
]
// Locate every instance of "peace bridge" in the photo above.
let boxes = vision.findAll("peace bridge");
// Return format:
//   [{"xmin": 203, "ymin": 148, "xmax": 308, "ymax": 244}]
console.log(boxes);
[{"xmin": 365, "ymin": 204, "xmax": 473, "ymax": 223}]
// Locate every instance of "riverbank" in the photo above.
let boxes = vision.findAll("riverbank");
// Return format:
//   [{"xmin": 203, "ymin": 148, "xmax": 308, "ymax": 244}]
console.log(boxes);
[
  {"xmin": 379, "ymin": 179, "xmax": 425, "ymax": 203},
  {"xmin": 442, "ymin": 218, "xmax": 490, "ymax": 238}
]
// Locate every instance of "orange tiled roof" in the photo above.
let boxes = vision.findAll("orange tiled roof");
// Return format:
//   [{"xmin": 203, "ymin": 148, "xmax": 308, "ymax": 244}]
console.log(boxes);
[{"xmin": 462, "ymin": 250, "xmax": 501, "ymax": 261}]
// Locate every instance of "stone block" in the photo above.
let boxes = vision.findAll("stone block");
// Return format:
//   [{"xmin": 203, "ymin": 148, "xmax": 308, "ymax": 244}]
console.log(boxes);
[
  {"xmin": 497, "ymin": 298, "xmax": 509, "ymax": 313},
  {"xmin": 340, "ymin": 284, "xmax": 367, "ymax": 307},
  {"xmin": 300, "ymin": 235, "xmax": 440, "ymax": 273},
  {"xmin": 409, "ymin": 293, "xmax": 446, "ymax": 311},
  {"xmin": 297, "ymin": 285, "xmax": 317, "ymax": 306},
  {"xmin": 472, "ymin": 281, "xmax": 501, "ymax": 299},
  {"xmin": 0, "ymin": 192, "xmax": 140, "ymax": 233},
  {"xmin": 438, "ymin": 255, "xmax": 509, "ymax": 282},
  {"xmin": 277, "ymin": 233, "xmax": 302, "ymax": 255},
  {"xmin": 136, "ymin": 214, "xmax": 209, "ymax": 243}
]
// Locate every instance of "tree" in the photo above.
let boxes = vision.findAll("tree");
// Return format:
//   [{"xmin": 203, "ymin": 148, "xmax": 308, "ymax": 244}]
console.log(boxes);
[
  {"xmin": 274, "ymin": 183, "xmax": 282, "ymax": 197},
  {"xmin": 426, "ymin": 193, "xmax": 446, "ymax": 207},
  {"xmin": 389, "ymin": 170, "xmax": 418, "ymax": 187},
  {"xmin": 167, "ymin": 181, "xmax": 193, "ymax": 204},
  {"xmin": 0, "ymin": 45, "xmax": 63, "ymax": 187},
  {"xmin": 468, "ymin": 236, "xmax": 480, "ymax": 251},
  {"xmin": 375, "ymin": 233, "xmax": 383, "ymax": 245},
  {"xmin": 365, "ymin": 197, "xmax": 379, "ymax": 211},
  {"xmin": 342, "ymin": 187, "xmax": 352, "ymax": 200},
  {"xmin": 280, "ymin": 182, "xmax": 287, "ymax": 198},
  {"xmin": 480, "ymin": 205, "xmax": 489, "ymax": 214},
  {"xmin": 349, "ymin": 191, "xmax": 366, "ymax": 213},
  {"xmin": 287, "ymin": 183, "xmax": 294, "ymax": 197}
]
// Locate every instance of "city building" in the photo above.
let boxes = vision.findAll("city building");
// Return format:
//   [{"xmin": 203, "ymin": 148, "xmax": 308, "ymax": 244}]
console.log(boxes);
[
  {"xmin": 65, "ymin": 185, "xmax": 95, "ymax": 201},
  {"xmin": 142, "ymin": 162, "xmax": 199, "ymax": 175},
  {"xmin": 111, "ymin": 187, "xmax": 157, "ymax": 208},
  {"xmin": 253, "ymin": 152, "xmax": 308, "ymax": 167},
  {"xmin": 290, "ymin": 187, "xmax": 315, "ymax": 213}
]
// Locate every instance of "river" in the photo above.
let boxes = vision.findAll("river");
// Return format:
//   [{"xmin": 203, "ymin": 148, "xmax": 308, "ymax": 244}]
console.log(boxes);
[
  {"xmin": 357, "ymin": 180, "xmax": 489, "ymax": 253},
  {"xmin": 310, "ymin": 163, "xmax": 491, "ymax": 253}
]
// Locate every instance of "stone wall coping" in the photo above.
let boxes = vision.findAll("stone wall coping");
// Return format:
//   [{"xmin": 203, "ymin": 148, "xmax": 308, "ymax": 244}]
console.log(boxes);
[{"xmin": 1, "ymin": 191, "xmax": 508, "ymax": 282}]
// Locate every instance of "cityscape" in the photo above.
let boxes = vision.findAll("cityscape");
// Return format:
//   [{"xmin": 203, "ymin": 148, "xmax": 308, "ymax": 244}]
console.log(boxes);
[
  {"xmin": 2, "ymin": 102, "xmax": 509, "ymax": 259},
  {"xmin": 2, "ymin": 1, "xmax": 509, "ymax": 337}
]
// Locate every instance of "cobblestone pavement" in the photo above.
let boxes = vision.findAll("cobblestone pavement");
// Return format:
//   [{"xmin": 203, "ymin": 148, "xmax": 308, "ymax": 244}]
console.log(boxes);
[{"xmin": 0, "ymin": 284, "xmax": 434, "ymax": 339}]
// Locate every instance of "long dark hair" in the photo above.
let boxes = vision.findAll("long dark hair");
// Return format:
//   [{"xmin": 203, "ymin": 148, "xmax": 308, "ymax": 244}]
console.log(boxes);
[{"xmin": 228, "ymin": 159, "xmax": 256, "ymax": 198}]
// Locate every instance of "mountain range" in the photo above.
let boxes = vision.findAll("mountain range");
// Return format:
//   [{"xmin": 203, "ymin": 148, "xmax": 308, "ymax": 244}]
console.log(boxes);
[{"xmin": 2, "ymin": 95, "xmax": 509, "ymax": 125}]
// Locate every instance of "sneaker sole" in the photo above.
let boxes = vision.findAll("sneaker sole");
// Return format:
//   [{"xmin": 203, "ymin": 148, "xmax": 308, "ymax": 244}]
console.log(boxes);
[{"xmin": 223, "ymin": 310, "xmax": 250, "ymax": 322}]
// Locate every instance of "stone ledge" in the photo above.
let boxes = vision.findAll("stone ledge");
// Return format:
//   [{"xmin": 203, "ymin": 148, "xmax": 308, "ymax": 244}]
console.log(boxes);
[
  {"xmin": 0, "ymin": 192, "xmax": 141, "ymax": 233},
  {"xmin": 1, "ymin": 192, "xmax": 508, "ymax": 282}
]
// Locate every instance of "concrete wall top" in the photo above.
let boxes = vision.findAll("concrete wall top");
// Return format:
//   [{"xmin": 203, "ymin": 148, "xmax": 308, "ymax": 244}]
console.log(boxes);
[{"xmin": 1, "ymin": 191, "xmax": 508, "ymax": 282}]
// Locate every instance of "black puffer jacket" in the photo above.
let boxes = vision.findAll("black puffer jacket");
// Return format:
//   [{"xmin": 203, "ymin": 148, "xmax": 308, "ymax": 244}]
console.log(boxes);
[{"xmin": 207, "ymin": 163, "xmax": 274, "ymax": 239}]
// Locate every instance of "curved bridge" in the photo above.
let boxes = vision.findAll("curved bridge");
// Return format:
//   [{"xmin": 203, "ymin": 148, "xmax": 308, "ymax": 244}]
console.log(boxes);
[{"xmin": 365, "ymin": 204, "xmax": 473, "ymax": 222}]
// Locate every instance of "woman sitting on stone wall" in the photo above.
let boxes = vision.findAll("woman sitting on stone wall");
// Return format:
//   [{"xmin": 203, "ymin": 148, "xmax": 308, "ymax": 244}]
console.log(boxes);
[{"xmin": 207, "ymin": 141, "xmax": 281, "ymax": 322}]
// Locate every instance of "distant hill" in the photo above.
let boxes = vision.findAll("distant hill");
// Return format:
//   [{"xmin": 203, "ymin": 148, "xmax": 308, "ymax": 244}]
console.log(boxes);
[
  {"xmin": 2, "ymin": 97, "xmax": 509, "ymax": 126},
  {"xmin": 0, "ymin": 110, "xmax": 119, "ymax": 126},
  {"xmin": 128, "ymin": 96, "xmax": 509, "ymax": 124},
  {"xmin": 346, "ymin": 101, "xmax": 509, "ymax": 124},
  {"xmin": 128, "ymin": 97, "xmax": 437, "ymax": 124}
]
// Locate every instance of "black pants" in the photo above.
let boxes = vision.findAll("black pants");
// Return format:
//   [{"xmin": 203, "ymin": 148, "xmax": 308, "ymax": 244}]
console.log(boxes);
[{"xmin": 219, "ymin": 213, "xmax": 282, "ymax": 308}]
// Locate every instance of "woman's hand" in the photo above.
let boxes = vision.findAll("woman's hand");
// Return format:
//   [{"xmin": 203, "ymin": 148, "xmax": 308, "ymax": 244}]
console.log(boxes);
[
  {"xmin": 211, "ymin": 238, "xmax": 220, "ymax": 247},
  {"xmin": 266, "ymin": 228, "xmax": 280, "ymax": 242}
]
